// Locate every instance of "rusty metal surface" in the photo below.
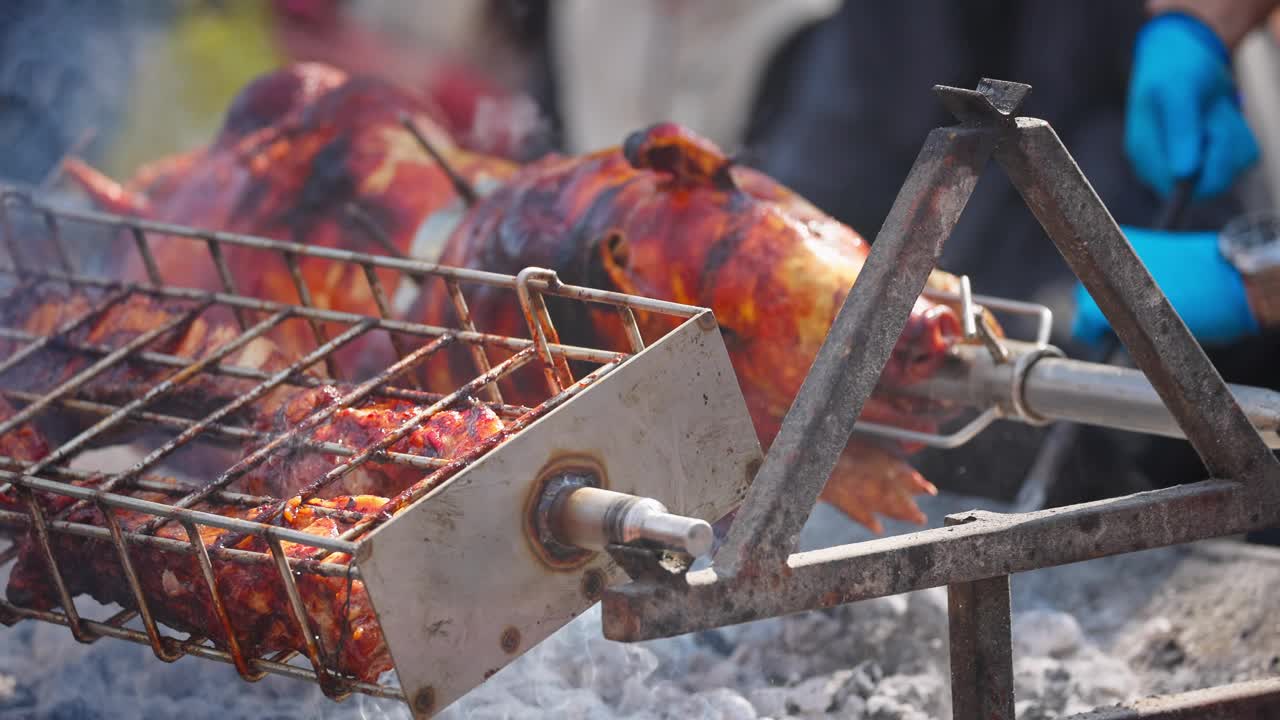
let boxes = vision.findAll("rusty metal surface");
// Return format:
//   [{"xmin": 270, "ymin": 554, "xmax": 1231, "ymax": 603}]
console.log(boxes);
[
  {"xmin": 358, "ymin": 313, "xmax": 760, "ymax": 719},
  {"xmin": 1067, "ymin": 677, "xmax": 1280, "ymax": 719},
  {"xmin": 994, "ymin": 120, "xmax": 1280, "ymax": 487},
  {"xmin": 602, "ymin": 480, "xmax": 1280, "ymax": 641},
  {"xmin": 903, "ymin": 340, "xmax": 1280, "ymax": 448},
  {"xmin": 711, "ymin": 80, "xmax": 1027, "ymax": 578},
  {"xmin": 852, "ymin": 292, "xmax": 1057, "ymax": 449},
  {"xmin": 947, "ymin": 573, "xmax": 1014, "ymax": 720}
]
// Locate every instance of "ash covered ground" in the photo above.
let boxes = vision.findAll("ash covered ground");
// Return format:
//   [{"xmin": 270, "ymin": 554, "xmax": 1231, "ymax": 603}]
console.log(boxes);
[{"xmin": 0, "ymin": 493, "xmax": 1275, "ymax": 720}]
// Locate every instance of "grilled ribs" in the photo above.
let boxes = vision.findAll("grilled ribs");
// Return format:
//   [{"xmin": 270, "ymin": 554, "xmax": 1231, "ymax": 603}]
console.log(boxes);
[
  {"xmin": 239, "ymin": 383, "xmax": 503, "ymax": 498},
  {"xmin": 0, "ymin": 396, "xmax": 49, "ymax": 466},
  {"xmin": 3, "ymin": 388, "xmax": 399, "ymax": 680},
  {"xmin": 0, "ymin": 285, "xmax": 307, "ymax": 432},
  {"xmin": 0, "ymin": 284, "xmax": 507, "ymax": 680}
]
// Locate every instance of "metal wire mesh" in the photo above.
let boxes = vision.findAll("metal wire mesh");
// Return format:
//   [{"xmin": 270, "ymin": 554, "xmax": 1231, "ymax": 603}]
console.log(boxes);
[{"xmin": 0, "ymin": 188, "xmax": 701, "ymax": 700}]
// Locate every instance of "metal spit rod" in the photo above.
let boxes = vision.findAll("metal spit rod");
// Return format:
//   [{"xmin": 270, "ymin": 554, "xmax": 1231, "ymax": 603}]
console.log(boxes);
[
  {"xmin": 904, "ymin": 340, "xmax": 1280, "ymax": 448},
  {"xmin": 530, "ymin": 470, "xmax": 715, "ymax": 559},
  {"xmin": 552, "ymin": 486, "xmax": 714, "ymax": 557}
]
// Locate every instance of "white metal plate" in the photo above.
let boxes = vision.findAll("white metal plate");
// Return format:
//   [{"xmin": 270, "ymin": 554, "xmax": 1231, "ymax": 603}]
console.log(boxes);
[{"xmin": 357, "ymin": 313, "xmax": 761, "ymax": 718}]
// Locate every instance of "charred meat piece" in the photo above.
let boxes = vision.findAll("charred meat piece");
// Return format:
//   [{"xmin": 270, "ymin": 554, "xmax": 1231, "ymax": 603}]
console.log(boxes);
[
  {"xmin": 0, "ymin": 395, "xmax": 49, "ymax": 465},
  {"xmin": 0, "ymin": 285, "xmax": 309, "ymax": 443},
  {"xmin": 4, "ymin": 476, "xmax": 398, "ymax": 682},
  {"xmin": 0, "ymin": 298, "xmax": 504, "ymax": 676},
  {"xmin": 411, "ymin": 123, "xmax": 999, "ymax": 532},
  {"xmin": 239, "ymin": 384, "xmax": 503, "ymax": 498}
]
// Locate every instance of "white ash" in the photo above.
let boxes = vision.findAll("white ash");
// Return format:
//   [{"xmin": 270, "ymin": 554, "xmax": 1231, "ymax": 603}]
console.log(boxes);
[{"xmin": 1, "ymin": 493, "xmax": 1278, "ymax": 719}]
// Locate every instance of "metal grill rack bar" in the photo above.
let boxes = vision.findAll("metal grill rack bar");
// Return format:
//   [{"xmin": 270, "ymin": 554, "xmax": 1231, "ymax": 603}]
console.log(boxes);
[
  {"xmin": 600, "ymin": 79, "xmax": 1280, "ymax": 719},
  {"xmin": 0, "ymin": 184, "xmax": 705, "ymax": 704}
]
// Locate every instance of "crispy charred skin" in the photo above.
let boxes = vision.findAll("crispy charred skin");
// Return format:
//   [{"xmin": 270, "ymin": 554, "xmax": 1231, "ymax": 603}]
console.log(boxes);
[
  {"xmin": 0, "ymin": 397, "xmax": 489, "ymax": 682},
  {"xmin": 63, "ymin": 63, "xmax": 519, "ymax": 378},
  {"xmin": 239, "ymin": 385, "xmax": 503, "ymax": 498},
  {"xmin": 411, "ymin": 123, "xmax": 982, "ymax": 532},
  {"xmin": 0, "ymin": 285, "xmax": 308, "ymax": 443},
  {"xmin": 0, "ymin": 396, "xmax": 49, "ymax": 466},
  {"xmin": 0, "ymin": 395, "xmax": 51, "ymax": 510},
  {"xmin": 3, "ymin": 475, "xmax": 398, "ymax": 682}
]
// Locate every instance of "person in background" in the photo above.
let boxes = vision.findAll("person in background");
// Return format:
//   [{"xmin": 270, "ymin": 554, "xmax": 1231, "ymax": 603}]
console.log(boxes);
[
  {"xmin": 1073, "ymin": 0, "xmax": 1280, "ymax": 349},
  {"xmin": 1071, "ymin": 0, "xmax": 1280, "ymax": 544}
]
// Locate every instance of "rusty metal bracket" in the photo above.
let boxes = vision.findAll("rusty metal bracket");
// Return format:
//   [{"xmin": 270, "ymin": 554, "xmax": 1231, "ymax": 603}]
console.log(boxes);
[
  {"xmin": 710, "ymin": 80, "xmax": 1022, "ymax": 578},
  {"xmin": 600, "ymin": 78, "xmax": 1280, "ymax": 719}
]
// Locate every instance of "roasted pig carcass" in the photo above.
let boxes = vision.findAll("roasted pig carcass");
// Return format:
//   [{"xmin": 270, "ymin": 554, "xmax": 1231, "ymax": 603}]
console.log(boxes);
[
  {"xmin": 0, "ymin": 395, "xmax": 49, "ymax": 466},
  {"xmin": 411, "ymin": 123, "xmax": 1002, "ymax": 533},
  {"xmin": 63, "ymin": 63, "xmax": 519, "ymax": 377}
]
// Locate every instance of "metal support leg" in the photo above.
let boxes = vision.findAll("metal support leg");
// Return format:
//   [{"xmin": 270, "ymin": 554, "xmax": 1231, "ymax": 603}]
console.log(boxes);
[
  {"xmin": 711, "ymin": 80, "xmax": 1029, "ymax": 577},
  {"xmin": 948, "ymin": 574, "xmax": 1014, "ymax": 720},
  {"xmin": 1065, "ymin": 677, "xmax": 1280, "ymax": 719},
  {"xmin": 995, "ymin": 119, "xmax": 1280, "ymax": 487}
]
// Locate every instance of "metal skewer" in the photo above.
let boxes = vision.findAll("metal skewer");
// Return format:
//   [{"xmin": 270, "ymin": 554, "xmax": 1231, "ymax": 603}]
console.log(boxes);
[{"xmin": 1013, "ymin": 178, "xmax": 1196, "ymax": 512}]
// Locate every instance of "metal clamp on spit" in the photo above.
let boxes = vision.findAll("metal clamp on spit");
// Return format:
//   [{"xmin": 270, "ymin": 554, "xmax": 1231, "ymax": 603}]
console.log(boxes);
[
  {"xmin": 852, "ymin": 273, "xmax": 1280, "ymax": 450},
  {"xmin": 531, "ymin": 468, "xmax": 714, "ymax": 560}
]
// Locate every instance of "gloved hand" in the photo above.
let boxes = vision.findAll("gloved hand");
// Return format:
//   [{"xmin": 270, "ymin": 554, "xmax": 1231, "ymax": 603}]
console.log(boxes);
[
  {"xmin": 1071, "ymin": 225, "xmax": 1259, "ymax": 348},
  {"xmin": 1125, "ymin": 12, "xmax": 1260, "ymax": 200}
]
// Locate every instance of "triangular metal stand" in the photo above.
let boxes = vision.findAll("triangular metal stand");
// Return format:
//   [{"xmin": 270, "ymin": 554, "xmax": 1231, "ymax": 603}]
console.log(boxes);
[{"xmin": 602, "ymin": 79, "xmax": 1280, "ymax": 720}]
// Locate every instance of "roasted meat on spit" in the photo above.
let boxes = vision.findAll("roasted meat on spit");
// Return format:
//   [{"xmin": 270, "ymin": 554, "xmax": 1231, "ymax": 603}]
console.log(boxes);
[
  {"xmin": 59, "ymin": 63, "xmax": 997, "ymax": 534},
  {"xmin": 241, "ymin": 381, "xmax": 502, "ymax": 498},
  {"xmin": 0, "ymin": 285, "xmax": 508, "ymax": 681},
  {"xmin": 412, "ymin": 123, "xmax": 1004, "ymax": 532},
  {"xmin": 1, "ymin": 284, "xmax": 307, "ymax": 430},
  {"xmin": 0, "ymin": 463, "xmax": 402, "ymax": 682},
  {"xmin": 64, "ymin": 63, "xmax": 519, "ymax": 376}
]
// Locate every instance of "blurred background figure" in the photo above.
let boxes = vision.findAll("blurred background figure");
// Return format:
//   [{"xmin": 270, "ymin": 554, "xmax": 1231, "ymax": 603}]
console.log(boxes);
[
  {"xmin": 1071, "ymin": 0, "xmax": 1280, "ymax": 540},
  {"xmin": 1075, "ymin": 0, "xmax": 1280, "ymax": 351},
  {"xmin": 267, "ymin": 0, "xmax": 550, "ymax": 159}
]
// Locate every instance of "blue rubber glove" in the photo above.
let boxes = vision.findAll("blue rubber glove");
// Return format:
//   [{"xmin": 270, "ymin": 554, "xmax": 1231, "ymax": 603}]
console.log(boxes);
[
  {"xmin": 1071, "ymin": 225, "xmax": 1260, "ymax": 348},
  {"xmin": 1125, "ymin": 13, "xmax": 1260, "ymax": 200}
]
